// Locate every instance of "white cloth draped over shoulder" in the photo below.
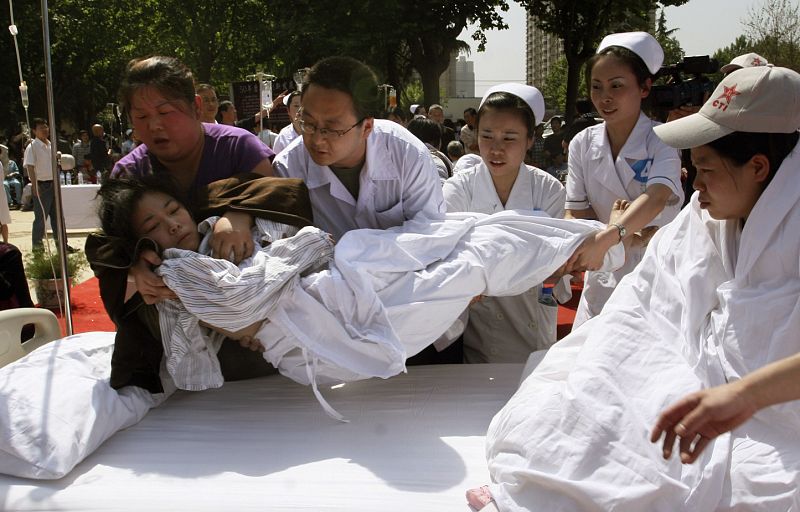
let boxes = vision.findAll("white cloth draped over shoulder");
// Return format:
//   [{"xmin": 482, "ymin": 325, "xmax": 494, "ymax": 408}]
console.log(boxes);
[
  {"xmin": 485, "ymin": 145, "xmax": 800, "ymax": 511},
  {"xmin": 157, "ymin": 211, "xmax": 623, "ymax": 418}
]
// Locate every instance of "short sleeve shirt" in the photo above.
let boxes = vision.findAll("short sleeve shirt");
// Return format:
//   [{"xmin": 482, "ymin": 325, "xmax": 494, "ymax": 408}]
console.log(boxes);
[{"xmin": 112, "ymin": 123, "xmax": 273, "ymax": 188}]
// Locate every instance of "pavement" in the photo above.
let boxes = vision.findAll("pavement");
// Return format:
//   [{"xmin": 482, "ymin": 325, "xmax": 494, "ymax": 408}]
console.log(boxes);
[{"xmin": 5, "ymin": 207, "xmax": 96, "ymax": 303}]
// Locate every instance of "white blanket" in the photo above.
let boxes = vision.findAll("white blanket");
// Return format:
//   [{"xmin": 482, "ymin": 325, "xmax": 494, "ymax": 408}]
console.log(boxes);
[
  {"xmin": 161, "ymin": 211, "xmax": 623, "ymax": 393},
  {"xmin": 485, "ymin": 146, "xmax": 800, "ymax": 511}
]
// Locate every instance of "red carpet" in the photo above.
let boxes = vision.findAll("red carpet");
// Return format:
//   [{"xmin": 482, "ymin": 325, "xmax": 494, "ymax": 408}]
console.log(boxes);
[{"xmin": 48, "ymin": 277, "xmax": 115, "ymax": 334}]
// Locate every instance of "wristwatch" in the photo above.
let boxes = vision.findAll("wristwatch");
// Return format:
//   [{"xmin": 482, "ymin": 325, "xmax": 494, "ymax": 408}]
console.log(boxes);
[{"xmin": 609, "ymin": 222, "xmax": 627, "ymax": 241}]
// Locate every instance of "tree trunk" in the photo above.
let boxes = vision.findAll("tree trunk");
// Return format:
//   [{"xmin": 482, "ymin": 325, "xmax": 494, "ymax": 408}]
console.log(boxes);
[
  {"xmin": 564, "ymin": 57, "xmax": 586, "ymax": 125},
  {"xmin": 419, "ymin": 61, "xmax": 443, "ymax": 107}
]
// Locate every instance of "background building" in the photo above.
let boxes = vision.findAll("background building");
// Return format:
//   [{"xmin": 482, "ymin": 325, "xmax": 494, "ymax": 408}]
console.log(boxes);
[
  {"xmin": 525, "ymin": 10, "xmax": 657, "ymax": 93},
  {"xmin": 441, "ymin": 53, "xmax": 476, "ymax": 99},
  {"xmin": 525, "ymin": 16, "xmax": 564, "ymax": 90}
]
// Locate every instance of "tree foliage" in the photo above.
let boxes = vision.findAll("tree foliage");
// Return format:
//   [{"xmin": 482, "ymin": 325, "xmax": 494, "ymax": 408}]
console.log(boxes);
[
  {"xmin": 0, "ymin": 0, "xmax": 510, "ymax": 136},
  {"xmin": 403, "ymin": 0, "xmax": 510, "ymax": 106},
  {"xmin": 541, "ymin": 57, "xmax": 586, "ymax": 112},
  {"xmin": 517, "ymin": 0, "xmax": 688, "ymax": 123},
  {"xmin": 654, "ymin": 7, "xmax": 684, "ymax": 66},
  {"xmin": 0, "ymin": 0, "xmax": 280, "ymax": 137},
  {"xmin": 741, "ymin": 0, "xmax": 800, "ymax": 71}
]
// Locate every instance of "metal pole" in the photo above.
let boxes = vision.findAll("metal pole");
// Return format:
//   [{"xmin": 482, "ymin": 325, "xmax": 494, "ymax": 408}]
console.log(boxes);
[
  {"xmin": 8, "ymin": 0, "xmax": 31, "ymax": 130},
  {"xmin": 40, "ymin": 0, "xmax": 73, "ymax": 334}
]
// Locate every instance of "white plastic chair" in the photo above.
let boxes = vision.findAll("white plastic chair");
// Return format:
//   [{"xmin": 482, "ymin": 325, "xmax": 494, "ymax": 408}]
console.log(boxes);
[{"xmin": 0, "ymin": 308, "xmax": 62, "ymax": 368}]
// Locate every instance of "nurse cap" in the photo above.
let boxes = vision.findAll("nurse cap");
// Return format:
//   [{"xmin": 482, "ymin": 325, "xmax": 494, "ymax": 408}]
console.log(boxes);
[
  {"xmin": 653, "ymin": 66, "xmax": 800, "ymax": 149},
  {"xmin": 410, "ymin": 104, "xmax": 419, "ymax": 114},
  {"xmin": 480, "ymin": 83, "xmax": 546, "ymax": 126},
  {"xmin": 720, "ymin": 52, "xmax": 771, "ymax": 74},
  {"xmin": 596, "ymin": 31, "xmax": 664, "ymax": 75},
  {"xmin": 283, "ymin": 90, "xmax": 300, "ymax": 106}
]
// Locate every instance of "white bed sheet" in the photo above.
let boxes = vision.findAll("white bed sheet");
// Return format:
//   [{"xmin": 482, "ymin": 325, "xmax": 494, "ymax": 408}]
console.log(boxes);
[{"xmin": 1, "ymin": 361, "xmax": 520, "ymax": 511}]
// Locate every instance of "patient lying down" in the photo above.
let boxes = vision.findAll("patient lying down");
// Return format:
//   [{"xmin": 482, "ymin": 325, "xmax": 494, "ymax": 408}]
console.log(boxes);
[{"xmin": 99, "ymin": 176, "xmax": 624, "ymax": 416}]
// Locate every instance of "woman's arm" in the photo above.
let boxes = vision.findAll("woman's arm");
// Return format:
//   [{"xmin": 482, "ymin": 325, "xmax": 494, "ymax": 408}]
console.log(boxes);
[
  {"xmin": 250, "ymin": 158, "xmax": 274, "ymax": 176},
  {"xmin": 564, "ymin": 207, "xmax": 597, "ymax": 220},
  {"xmin": 210, "ymin": 211, "xmax": 255, "ymax": 264},
  {"xmin": 567, "ymin": 184, "xmax": 673, "ymax": 272},
  {"xmin": 199, "ymin": 320, "xmax": 265, "ymax": 352},
  {"xmin": 651, "ymin": 352, "xmax": 800, "ymax": 464}
]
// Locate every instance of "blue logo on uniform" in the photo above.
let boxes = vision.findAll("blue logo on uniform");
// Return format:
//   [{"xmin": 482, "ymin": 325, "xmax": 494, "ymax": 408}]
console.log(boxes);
[{"xmin": 629, "ymin": 158, "xmax": 652, "ymax": 184}]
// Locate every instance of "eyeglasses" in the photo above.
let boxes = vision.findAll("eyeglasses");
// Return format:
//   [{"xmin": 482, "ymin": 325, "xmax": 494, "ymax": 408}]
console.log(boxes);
[{"xmin": 297, "ymin": 116, "xmax": 365, "ymax": 139}]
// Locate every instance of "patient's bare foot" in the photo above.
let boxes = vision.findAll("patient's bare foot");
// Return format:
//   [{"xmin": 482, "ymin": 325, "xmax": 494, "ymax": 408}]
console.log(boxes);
[{"xmin": 466, "ymin": 485, "xmax": 494, "ymax": 510}]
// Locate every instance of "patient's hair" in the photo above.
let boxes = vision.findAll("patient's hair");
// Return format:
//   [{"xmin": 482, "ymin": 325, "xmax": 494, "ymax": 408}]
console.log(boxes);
[
  {"xmin": 477, "ymin": 91, "xmax": 537, "ymax": 137},
  {"xmin": 708, "ymin": 131, "xmax": 799, "ymax": 188},
  {"xmin": 96, "ymin": 174, "xmax": 185, "ymax": 243}
]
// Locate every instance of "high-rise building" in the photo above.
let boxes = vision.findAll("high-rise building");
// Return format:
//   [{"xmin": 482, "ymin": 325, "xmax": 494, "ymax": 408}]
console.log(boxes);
[
  {"xmin": 441, "ymin": 52, "xmax": 475, "ymax": 99},
  {"xmin": 526, "ymin": 16, "xmax": 564, "ymax": 91}
]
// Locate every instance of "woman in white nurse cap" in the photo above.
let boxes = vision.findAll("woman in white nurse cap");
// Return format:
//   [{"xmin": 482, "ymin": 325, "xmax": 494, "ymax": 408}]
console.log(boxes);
[
  {"xmin": 564, "ymin": 31, "xmax": 684, "ymax": 329},
  {"xmin": 442, "ymin": 83, "xmax": 567, "ymax": 363}
]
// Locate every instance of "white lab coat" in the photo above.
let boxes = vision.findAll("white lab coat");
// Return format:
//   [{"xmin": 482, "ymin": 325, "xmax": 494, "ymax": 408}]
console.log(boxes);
[
  {"xmin": 566, "ymin": 112, "xmax": 682, "ymax": 327},
  {"xmin": 272, "ymin": 123, "xmax": 299, "ymax": 155},
  {"xmin": 486, "ymin": 142, "xmax": 800, "ymax": 511},
  {"xmin": 443, "ymin": 162, "xmax": 566, "ymax": 362},
  {"xmin": 273, "ymin": 119, "xmax": 446, "ymax": 239}
]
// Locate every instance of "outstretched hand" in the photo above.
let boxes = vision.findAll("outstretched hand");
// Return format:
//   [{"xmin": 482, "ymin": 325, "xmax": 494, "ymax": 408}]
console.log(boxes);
[
  {"xmin": 650, "ymin": 381, "xmax": 758, "ymax": 464},
  {"xmin": 566, "ymin": 199, "xmax": 630, "ymax": 272}
]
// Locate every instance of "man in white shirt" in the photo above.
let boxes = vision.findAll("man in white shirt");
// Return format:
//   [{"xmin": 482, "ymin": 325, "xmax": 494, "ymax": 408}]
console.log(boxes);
[
  {"xmin": 459, "ymin": 107, "xmax": 479, "ymax": 154},
  {"xmin": 24, "ymin": 118, "xmax": 75, "ymax": 251},
  {"xmin": 196, "ymin": 84, "xmax": 219, "ymax": 124},
  {"xmin": 273, "ymin": 56, "xmax": 445, "ymax": 239}
]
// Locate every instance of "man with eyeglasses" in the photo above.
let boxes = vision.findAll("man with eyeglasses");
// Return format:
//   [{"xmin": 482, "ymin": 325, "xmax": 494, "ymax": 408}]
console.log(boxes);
[{"xmin": 273, "ymin": 56, "xmax": 445, "ymax": 239}]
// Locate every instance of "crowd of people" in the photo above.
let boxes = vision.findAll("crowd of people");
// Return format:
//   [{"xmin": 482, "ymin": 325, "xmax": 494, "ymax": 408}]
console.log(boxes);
[{"xmin": 1, "ymin": 27, "xmax": 798, "ymax": 510}]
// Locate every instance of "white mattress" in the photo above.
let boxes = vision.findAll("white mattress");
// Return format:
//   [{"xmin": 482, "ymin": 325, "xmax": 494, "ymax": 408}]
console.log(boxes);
[{"xmin": 1, "ymin": 363, "xmax": 521, "ymax": 511}]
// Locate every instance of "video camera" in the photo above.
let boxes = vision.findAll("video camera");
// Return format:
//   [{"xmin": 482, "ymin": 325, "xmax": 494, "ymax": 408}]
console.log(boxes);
[{"xmin": 651, "ymin": 55, "xmax": 719, "ymax": 111}]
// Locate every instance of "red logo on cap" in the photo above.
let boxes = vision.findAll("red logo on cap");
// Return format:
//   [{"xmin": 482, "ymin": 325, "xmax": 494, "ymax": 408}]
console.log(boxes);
[
  {"xmin": 712, "ymin": 84, "xmax": 740, "ymax": 112},
  {"xmin": 751, "ymin": 57, "xmax": 763, "ymax": 66}
]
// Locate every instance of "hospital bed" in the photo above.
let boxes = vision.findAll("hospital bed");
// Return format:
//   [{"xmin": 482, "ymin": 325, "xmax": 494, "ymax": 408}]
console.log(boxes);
[{"xmin": 0, "ymin": 313, "xmax": 522, "ymax": 511}]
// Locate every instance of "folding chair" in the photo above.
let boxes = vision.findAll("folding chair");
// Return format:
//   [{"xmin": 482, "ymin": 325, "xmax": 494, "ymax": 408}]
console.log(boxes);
[{"xmin": 0, "ymin": 308, "xmax": 61, "ymax": 368}]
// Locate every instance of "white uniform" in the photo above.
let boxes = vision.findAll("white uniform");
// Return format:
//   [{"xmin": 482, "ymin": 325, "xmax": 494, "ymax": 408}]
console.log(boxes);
[
  {"xmin": 273, "ymin": 119, "xmax": 445, "ymax": 239},
  {"xmin": 272, "ymin": 123, "xmax": 299, "ymax": 155},
  {"xmin": 443, "ymin": 162, "xmax": 565, "ymax": 362},
  {"xmin": 486, "ymin": 144, "xmax": 800, "ymax": 512},
  {"xmin": 566, "ymin": 112, "xmax": 682, "ymax": 327}
]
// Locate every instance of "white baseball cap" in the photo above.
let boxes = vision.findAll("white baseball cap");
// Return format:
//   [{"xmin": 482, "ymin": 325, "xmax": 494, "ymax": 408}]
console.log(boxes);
[
  {"xmin": 410, "ymin": 104, "xmax": 419, "ymax": 114},
  {"xmin": 653, "ymin": 66, "xmax": 800, "ymax": 149},
  {"xmin": 480, "ymin": 83, "xmax": 545, "ymax": 126},
  {"xmin": 720, "ymin": 52, "xmax": 770, "ymax": 74},
  {"xmin": 596, "ymin": 31, "xmax": 664, "ymax": 75}
]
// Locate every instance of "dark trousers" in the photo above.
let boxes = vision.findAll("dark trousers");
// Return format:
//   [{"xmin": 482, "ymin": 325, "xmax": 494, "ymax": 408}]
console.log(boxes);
[{"xmin": 31, "ymin": 180, "xmax": 59, "ymax": 247}]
